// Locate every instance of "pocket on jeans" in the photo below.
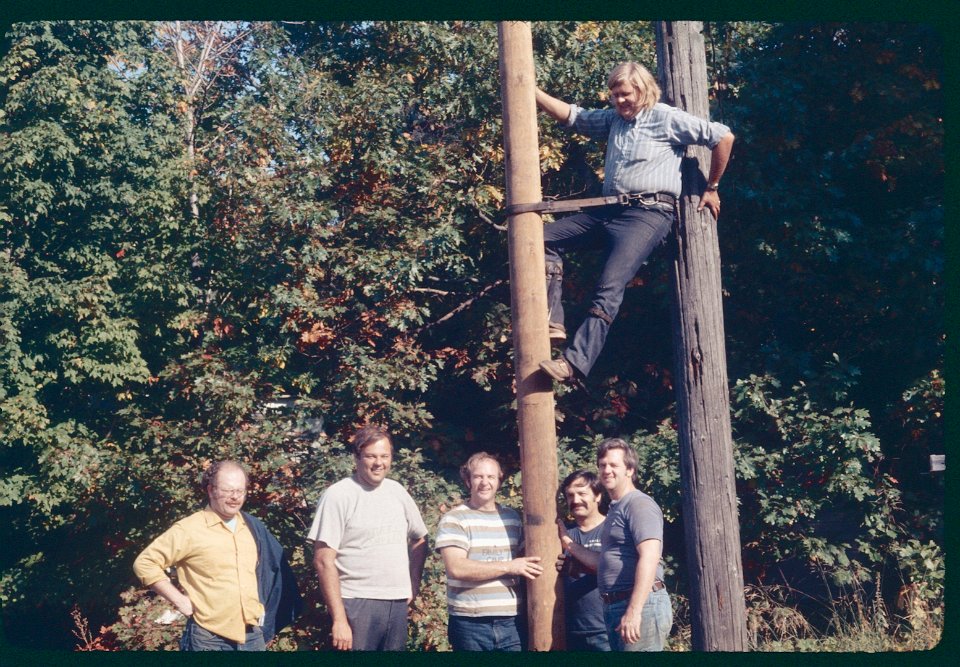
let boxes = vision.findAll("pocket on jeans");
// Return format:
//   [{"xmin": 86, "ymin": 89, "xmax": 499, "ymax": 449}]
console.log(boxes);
[{"xmin": 185, "ymin": 620, "xmax": 227, "ymax": 651}]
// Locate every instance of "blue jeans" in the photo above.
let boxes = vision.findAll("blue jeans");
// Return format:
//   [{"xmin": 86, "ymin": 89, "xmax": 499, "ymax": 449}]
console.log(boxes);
[
  {"xmin": 567, "ymin": 630, "xmax": 611, "ymax": 651},
  {"xmin": 342, "ymin": 598, "xmax": 409, "ymax": 651},
  {"xmin": 448, "ymin": 615, "xmax": 522, "ymax": 651},
  {"xmin": 179, "ymin": 617, "xmax": 266, "ymax": 651},
  {"xmin": 545, "ymin": 204, "xmax": 674, "ymax": 378},
  {"xmin": 603, "ymin": 588, "xmax": 672, "ymax": 651}
]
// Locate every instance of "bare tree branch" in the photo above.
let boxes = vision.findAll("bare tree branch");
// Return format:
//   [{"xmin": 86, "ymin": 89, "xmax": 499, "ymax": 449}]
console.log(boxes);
[
  {"xmin": 411, "ymin": 279, "xmax": 505, "ymax": 337},
  {"xmin": 479, "ymin": 209, "xmax": 507, "ymax": 231}
]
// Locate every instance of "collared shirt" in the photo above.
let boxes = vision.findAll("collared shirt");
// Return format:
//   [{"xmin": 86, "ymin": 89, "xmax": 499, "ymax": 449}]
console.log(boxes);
[
  {"xmin": 566, "ymin": 102, "xmax": 731, "ymax": 197},
  {"xmin": 133, "ymin": 508, "xmax": 264, "ymax": 643}
]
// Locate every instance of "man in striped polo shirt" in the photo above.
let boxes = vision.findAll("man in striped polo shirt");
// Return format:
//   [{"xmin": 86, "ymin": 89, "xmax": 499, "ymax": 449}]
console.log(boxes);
[
  {"xmin": 535, "ymin": 61, "xmax": 735, "ymax": 384},
  {"xmin": 435, "ymin": 452, "xmax": 544, "ymax": 651}
]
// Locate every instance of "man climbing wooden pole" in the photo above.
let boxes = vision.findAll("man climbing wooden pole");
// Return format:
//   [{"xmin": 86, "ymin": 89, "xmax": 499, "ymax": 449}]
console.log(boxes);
[
  {"xmin": 655, "ymin": 20, "xmax": 749, "ymax": 650},
  {"xmin": 497, "ymin": 21, "xmax": 564, "ymax": 651}
]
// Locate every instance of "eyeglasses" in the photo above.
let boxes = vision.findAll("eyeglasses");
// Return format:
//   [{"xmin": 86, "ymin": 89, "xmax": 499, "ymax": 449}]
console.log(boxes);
[{"xmin": 214, "ymin": 487, "xmax": 247, "ymax": 498}]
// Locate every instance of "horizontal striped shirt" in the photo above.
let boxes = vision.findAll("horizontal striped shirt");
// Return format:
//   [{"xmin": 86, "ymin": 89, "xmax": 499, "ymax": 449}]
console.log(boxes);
[
  {"xmin": 566, "ymin": 102, "xmax": 731, "ymax": 197},
  {"xmin": 435, "ymin": 503, "xmax": 524, "ymax": 617}
]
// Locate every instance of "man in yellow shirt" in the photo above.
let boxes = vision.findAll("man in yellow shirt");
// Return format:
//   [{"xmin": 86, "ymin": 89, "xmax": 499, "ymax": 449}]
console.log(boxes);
[{"xmin": 134, "ymin": 460, "xmax": 299, "ymax": 650}]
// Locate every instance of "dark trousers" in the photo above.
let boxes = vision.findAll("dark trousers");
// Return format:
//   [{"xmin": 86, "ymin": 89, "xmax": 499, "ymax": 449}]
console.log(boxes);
[
  {"xmin": 567, "ymin": 629, "xmax": 612, "ymax": 651},
  {"xmin": 545, "ymin": 204, "xmax": 673, "ymax": 378},
  {"xmin": 342, "ymin": 598, "xmax": 409, "ymax": 651}
]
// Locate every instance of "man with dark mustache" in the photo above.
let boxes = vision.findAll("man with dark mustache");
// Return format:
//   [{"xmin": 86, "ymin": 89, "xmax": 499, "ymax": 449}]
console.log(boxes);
[{"xmin": 556, "ymin": 469, "xmax": 610, "ymax": 651}]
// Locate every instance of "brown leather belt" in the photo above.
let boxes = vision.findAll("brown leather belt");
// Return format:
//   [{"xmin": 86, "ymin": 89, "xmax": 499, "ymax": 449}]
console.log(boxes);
[
  {"xmin": 599, "ymin": 580, "xmax": 665, "ymax": 603},
  {"xmin": 505, "ymin": 192, "xmax": 676, "ymax": 217}
]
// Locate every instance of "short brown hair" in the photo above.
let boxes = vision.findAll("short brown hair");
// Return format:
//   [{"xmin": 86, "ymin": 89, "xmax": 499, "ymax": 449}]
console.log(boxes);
[
  {"xmin": 350, "ymin": 424, "xmax": 393, "ymax": 457},
  {"xmin": 561, "ymin": 469, "xmax": 603, "ymax": 498},
  {"xmin": 460, "ymin": 451, "xmax": 504, "ymax": 488},
  {"xmin": 560, "ymin": 468, "xmax": 609, "ymax": 515},
  {"xmin": 596, "ymin": 437, "xmax": 639, "ymax": 480}
]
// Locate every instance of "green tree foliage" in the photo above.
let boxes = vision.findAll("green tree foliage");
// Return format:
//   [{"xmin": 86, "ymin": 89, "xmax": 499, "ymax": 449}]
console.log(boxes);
[
  {"xmin": 0, "ymin": 21, "xmax": 200, "ymax": 640},
  {"xmin": 0, "ymin": 20, "xmax": 943, "ymax": 649},
  {"xmin": 720, "ymin": 23, "xmax": 943, "ymax": 409},
  {"xmin": 717, "ymin": 22, "xmax": 944, "ymax": 591}
]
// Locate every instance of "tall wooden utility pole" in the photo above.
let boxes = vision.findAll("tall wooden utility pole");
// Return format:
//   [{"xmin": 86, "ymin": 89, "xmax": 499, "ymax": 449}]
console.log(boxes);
[
  {"xmin": 497, "ymin": 21, "xmax": 564, "ymax": 651},
  {"xmin": 655, "ymin": 21, "xmax": 749, "ymax": 650}
]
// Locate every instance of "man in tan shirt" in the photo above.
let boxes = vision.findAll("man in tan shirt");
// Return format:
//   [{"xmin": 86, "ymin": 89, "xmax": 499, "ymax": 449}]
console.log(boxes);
[{"xmin": 134, "ymin": 460, "xmax": 297, "ymax": 650}]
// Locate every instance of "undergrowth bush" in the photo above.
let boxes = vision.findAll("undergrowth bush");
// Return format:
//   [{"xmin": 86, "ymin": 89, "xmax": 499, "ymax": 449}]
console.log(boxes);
[{"xmin": 78, "ymin": 364, "xmax": 943, "ymax": 652}]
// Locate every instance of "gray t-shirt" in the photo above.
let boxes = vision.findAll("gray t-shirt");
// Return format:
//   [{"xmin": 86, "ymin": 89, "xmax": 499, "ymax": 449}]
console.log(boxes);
[
  {"xmin": 598, "ymin": 489, "xmax": 665, "ymax": 594},
  {"xmin": 307, "ymin": 475, "xmax": 427, "ymax": 599}
]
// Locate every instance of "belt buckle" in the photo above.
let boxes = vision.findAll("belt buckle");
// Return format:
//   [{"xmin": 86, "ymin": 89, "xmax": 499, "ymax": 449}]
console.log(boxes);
[
  {"xmin": 601, "ymin": 589, "xmax": 627, "ymax": 603},
  {"xmin": 630, "ymin": 192, "xmax": 658, "ymax": 207}
]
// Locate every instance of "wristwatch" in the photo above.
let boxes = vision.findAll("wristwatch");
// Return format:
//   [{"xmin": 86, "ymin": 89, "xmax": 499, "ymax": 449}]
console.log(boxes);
[{"xmin": 705, "ymin": 181, "xmax": 720, "ymax": 192}]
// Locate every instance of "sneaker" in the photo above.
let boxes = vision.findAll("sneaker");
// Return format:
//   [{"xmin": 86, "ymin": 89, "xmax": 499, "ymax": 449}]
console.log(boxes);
[
  {"xmin": 539, "ymin": 357, "xmax": 575, "ymax": 382},
  {"xmin": 548, "ymin": 322, "xmax": 567, "ymax": 343}
]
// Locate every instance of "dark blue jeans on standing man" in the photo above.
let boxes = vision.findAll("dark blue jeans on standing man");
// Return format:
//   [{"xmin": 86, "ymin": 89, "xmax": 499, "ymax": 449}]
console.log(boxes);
[
  {"xmin": 447, "ymin": 614, "xmax": 523, "ymax": 651},
  {"xmin": 567, "ymin": 629, "xmax": 612, "ymax": 651},
  {"xmin": 179, "ymin": 617, "xmax": 266, "ymax": 651},
  {"xmin": 545, "ymin": 203, "xmax": 674, "ymax": 378}
]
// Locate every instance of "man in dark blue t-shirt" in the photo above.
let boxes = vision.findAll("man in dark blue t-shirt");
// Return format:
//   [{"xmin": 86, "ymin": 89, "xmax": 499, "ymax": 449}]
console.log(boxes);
[{"xmin": 556, "ymin": 469, "xmax": 610, "ymax": 651}]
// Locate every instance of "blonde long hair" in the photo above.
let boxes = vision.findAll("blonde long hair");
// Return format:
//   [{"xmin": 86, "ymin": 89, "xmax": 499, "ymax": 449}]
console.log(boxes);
[{"xmin": 607, "ymin": 61, "xmax": 661, "ymax": 111}]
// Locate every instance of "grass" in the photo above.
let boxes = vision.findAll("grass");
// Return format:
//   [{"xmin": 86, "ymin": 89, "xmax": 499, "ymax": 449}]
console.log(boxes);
[{"xmin": 667, "ymin": 580, "xmax": 942, "ymax": 652}]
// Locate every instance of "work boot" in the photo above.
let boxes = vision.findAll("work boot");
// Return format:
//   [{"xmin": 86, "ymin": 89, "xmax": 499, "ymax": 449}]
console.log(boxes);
[
  {"xmin": 548, "ymin": 322, "xmax": 567, "ymax": 344},
  {"xmin": 539, "ymin": 357, "xmax": 575, "ymax": 383}
]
